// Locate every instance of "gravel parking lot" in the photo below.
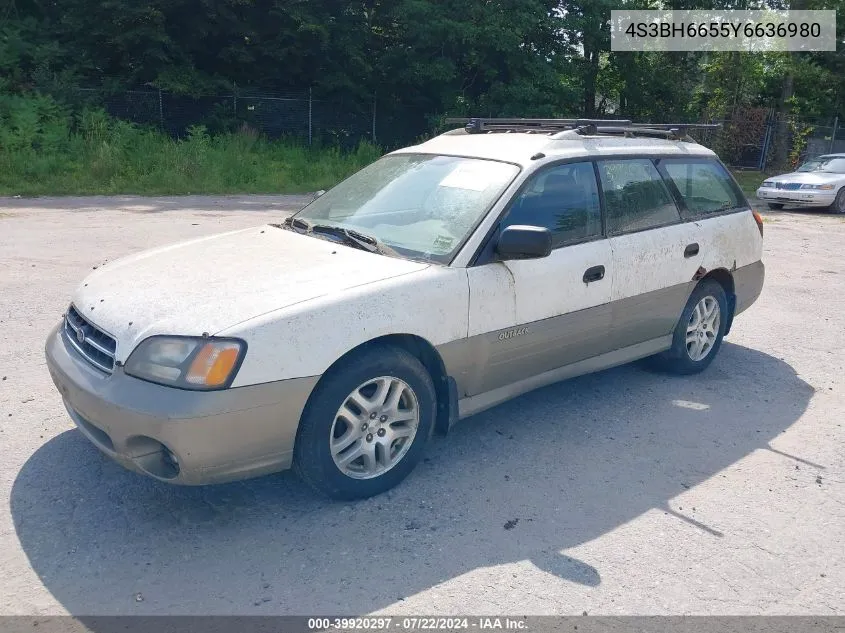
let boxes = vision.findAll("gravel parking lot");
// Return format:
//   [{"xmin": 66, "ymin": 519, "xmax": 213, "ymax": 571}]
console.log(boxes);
[{"xmin": 0, "ymin": 195, "xmax": 843, "ymax": 616}]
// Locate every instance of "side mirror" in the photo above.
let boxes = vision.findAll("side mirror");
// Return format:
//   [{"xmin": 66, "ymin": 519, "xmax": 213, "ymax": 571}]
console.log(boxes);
[{"xmin": 496, "ymin": 225, "xmax": 553, "ymax": 260}]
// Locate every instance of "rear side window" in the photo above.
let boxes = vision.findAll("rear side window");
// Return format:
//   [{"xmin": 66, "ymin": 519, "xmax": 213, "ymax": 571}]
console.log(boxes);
[
  {"xmin": 661, "ymin": 159, "xmax": 743, "ymax": 218},
  {"xmin": 597, "ymin": 159, "xmax": 681, "ymax": 234}
]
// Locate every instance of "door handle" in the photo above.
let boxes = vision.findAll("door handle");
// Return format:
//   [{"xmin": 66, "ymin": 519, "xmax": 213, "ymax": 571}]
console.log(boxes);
[
  {"xmin": 583, "ymin": 265, "xmax": 605, "ymax": 283},
  {"xmin": 684, "ymin": 243, "xmax": 700, "ymax": 258}
]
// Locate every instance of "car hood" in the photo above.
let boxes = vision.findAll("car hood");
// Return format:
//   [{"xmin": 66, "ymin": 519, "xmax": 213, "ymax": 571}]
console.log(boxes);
[
  {"xmin": 70, "ymin": 225, "xmax": 429, "ymax": 360},
  {"xmin": 763, "ymin": 171, "xmax": 845, "ymax": 185}
]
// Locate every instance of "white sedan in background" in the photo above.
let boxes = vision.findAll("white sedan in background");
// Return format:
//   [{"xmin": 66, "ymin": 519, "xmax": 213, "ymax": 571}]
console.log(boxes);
[{"xmin": 756, "ymin": 154, "xmax": 845, "ymax": 213}]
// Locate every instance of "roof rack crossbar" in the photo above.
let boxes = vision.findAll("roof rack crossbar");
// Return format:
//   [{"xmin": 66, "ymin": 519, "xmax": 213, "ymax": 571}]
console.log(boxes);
[
  {"xmin": 440, "ymin": 118, "xmax": 722, "ymax": 142},
  {"xmin": 445, "ymin": 117, "xmax": 634, "ymax": 134},
  {"xmin": 628, "ymin": 123, "xmax": 722, "ymax": 130},
  {"xmin": 594, "ymin": 126, "xmax": 677, "ymax": 139}
]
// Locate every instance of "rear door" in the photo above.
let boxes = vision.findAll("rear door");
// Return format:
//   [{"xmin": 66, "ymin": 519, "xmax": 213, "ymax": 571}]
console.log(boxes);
[
  {"xmin": 461, "ymin": 161, "xmax": 614, "ymax": 396},
  {"xmin": 597, "ymin": 158, "xmax": 703, "ymax": 348},
  {"xmin": 658, "ymin": 157, "xmax": 763, "ymax": 272}
]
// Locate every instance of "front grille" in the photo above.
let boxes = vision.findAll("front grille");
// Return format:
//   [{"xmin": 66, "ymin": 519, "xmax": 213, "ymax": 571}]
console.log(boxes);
[
  {"xmin": 64, "ymin": 305, "xmax": 117, "ymax": 373},
  {"xmin": 776, "ymin": 182, "xmax": 802, "ymax": 190}
]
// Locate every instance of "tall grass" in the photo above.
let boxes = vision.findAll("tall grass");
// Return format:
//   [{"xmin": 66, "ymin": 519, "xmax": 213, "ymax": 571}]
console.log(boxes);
[
  {"xmin": 729, "ymin": 169, "xmax": 769, "ymax": 198},
  {"xmin": 0, "ymin": 94, "xmax": 382, "ymax": 196}
]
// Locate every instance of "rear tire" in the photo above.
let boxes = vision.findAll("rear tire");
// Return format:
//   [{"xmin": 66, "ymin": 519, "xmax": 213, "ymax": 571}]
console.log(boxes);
[
  {"xmin": 767, "ymin": 203, "xmax": 784, "ymax": 210},
  {"xmin": 647, "ymin": 280, "xmax": 728, "ymax": 375},
  {"xmin": 293, "ymin": 344, "xmax": 436, "ymax": 500},
  {"xmin": 830, "ymin": 188, "xmax": 845, "ymax": 214}
]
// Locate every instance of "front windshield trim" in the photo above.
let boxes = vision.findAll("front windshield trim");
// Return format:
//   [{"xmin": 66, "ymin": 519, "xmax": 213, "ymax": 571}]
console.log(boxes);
[{"xmin": 289, "ymin": 152, "xmax": 523, "ymax": 266}]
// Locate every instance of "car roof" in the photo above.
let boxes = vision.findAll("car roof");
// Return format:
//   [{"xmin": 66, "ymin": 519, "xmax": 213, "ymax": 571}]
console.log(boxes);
[
  {"xmin": 391, "ymin": 129, "xmax": 717, "ymax": 167},
  {"xmin": 818, "ymin": 154, "xmax": 845, "ymax": 159}
]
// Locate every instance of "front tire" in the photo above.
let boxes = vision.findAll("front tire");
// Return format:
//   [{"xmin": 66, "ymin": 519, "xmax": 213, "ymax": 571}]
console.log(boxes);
[
  {"xmin": 830, "ymin": 188, "xmax": 845, "ymax": 214},
  {"xmin": 293, "ymin": 345, "xmax": 436, "ymax": 500},
  {"xmin": 648, "ymin": 280, "xmax": 728, "ymax": 375}
]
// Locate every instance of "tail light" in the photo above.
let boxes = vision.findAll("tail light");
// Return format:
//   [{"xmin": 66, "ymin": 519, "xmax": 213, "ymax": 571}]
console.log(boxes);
[{"xmin": 752, "ymin": 209, "xmax": 764, "ymax": 237}]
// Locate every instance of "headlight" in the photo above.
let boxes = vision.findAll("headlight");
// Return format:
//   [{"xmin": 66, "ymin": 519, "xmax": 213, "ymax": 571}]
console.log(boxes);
[
  {"xmin": 761, "ymin": 180, "xmax": 775, "ymax": 187},
  {"xmin": 124, "ymin": 336, "xmax": 246, "ymax": 390},
  {"xmin": 800, "ymin": 183, "xmax": 835, "ymax": 190}
]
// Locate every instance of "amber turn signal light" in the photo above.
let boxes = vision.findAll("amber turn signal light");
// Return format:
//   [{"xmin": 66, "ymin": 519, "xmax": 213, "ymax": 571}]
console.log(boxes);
[
  {"xmin": 186, "ymin": 342, "xmax": 242, "ymax": 387},
  {"xmin": 752, "ymin": 209, "xmax": 764, "ymax": 238}
]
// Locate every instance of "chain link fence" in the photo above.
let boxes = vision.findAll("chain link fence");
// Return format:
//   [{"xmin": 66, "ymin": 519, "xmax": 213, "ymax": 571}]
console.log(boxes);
[
  {"xmin": 68, "ymin": 87, "xmax": 429, "ymax": 150},
  {"xmin": 685, "ymin": 108, "xmax": 844, "ymax": 172},
  {"xmin": 803, "ymin": 118, "xmax": 845, "ymax": 159},
  {"xmin": 64, "ymin": 88, "xmax": 843, "ymax": 170}
]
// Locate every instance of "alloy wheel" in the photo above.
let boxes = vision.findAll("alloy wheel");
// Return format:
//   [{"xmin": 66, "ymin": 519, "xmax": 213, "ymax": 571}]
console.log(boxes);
[
  {"xmin": 686, "ymin": 296, "xmax": 721, "ymax": 362},
  {"xmin": 329, "ymin": 376, "xmax": 420, "ymax": 479}
]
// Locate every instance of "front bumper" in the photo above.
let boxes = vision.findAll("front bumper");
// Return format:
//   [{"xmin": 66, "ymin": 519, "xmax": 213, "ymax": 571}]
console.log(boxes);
[
  {"xmin": 45, "ymin": 324, "xmax": 319, "ymax": 485},
  {"xmin": 756, "ymin": 187, "xmax": 836, "ymax": 207}
]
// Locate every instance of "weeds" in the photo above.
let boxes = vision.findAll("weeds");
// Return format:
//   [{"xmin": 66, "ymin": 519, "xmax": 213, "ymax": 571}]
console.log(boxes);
[
  {"xmin": 0, "ymin": 94, "xmax": 381, "ymax": 196},
  {"xmin": 730, "ymin": 169, "xmax": 769, "ymax": 197}
]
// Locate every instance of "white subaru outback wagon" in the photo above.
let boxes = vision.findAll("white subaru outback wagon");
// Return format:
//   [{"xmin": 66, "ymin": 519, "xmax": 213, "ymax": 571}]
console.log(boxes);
[{"xmin": 46, "ymin": 118, "xmax": 765, "ymax": 499}]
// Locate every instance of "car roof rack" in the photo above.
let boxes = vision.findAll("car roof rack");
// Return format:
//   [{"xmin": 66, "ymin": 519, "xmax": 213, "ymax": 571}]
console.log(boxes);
[
  {"xmin": 442, "ymin": 118, "xmax": 721, "ymax": 141},
  {"xmin": 444, "ymin": 117, "xmax": 633, "ymax": 134}
]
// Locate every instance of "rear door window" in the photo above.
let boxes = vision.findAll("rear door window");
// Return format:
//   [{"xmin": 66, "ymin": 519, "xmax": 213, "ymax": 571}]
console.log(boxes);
[
  {"xmin": 660, "ymin": 159, "xmax": 744, "ymax": 219},
  {"xmin": 597, "ymin": 159, "xmax": 681, "ymax": 234}
]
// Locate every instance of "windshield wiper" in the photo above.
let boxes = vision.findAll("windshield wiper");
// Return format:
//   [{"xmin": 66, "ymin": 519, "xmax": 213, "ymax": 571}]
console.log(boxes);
[
  {"xmin": 277, "ymin": 217, "xmax": 396, "ymax": 256},
  {"xmin": 278, "ymin": 216, "xmax": 312, "ymax": 232},
  {"xmin": 311, "ymin": 224, "xmax": 391, "ymax": 255}
]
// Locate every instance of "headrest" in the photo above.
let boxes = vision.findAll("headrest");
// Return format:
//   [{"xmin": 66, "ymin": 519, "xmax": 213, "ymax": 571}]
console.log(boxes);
[{"xmin": 543, "ymin": 173, "xmax": 579, "ymax": 196}]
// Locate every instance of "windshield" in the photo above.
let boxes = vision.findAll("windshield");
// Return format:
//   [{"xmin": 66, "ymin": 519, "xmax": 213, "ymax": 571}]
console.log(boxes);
[
  {"xmin": 290, "ymin": 154, "xmax": 519, "ymax": 263},
  {"xmin": 797, "ymin": 157, "xmax": 845, "ymax": 174}
]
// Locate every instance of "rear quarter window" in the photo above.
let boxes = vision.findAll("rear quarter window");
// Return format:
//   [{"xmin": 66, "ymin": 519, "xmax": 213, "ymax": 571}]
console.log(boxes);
[{"xmin": 660, "ymin": 159, "xmax": 744, "ymax": 219}]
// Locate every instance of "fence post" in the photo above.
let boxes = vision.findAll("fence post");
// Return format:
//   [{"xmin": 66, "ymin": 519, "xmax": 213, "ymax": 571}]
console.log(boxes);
[
  {"xmin": 372, "ymin": 94, "xmax": 377, "ymax": 143},
  {"xmin": 308, "ymin": 87, "xmax": 313, "ymax": 146},
  {"xmin": 759, "ymin": 115, "xmax": 773, "ymax": 171},
  {"xmin": 158, "ymin": 89, "xmax": 164, "ymax": 130},
  {"xmin": 830, "ymin": 116, "xmax": 839, "ymax": 153}
]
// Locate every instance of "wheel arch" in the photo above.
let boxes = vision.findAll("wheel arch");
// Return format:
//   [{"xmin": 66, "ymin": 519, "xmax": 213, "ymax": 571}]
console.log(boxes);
[
  {"xmin": 301, "ymin": 333, "xmax": 457, "ymax": 440},
  {"xmin": 834, "ymin": 186, "xmax": 845, "ymax": 212},
  {"xmin": 698, "ymin": 267, "xmax": 736, "ymax": 334}
]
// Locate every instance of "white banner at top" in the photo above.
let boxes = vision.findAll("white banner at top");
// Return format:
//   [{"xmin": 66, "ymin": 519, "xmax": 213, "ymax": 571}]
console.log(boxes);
[{"xmin": 610, "ymin": 10, "xmax": 837, "ymax": 52}]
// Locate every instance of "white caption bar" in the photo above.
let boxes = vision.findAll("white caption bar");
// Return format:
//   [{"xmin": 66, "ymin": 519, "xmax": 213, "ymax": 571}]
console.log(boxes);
[{"xmin": 610, "ymin": 10, "xmax": 837, "ymax": 52}]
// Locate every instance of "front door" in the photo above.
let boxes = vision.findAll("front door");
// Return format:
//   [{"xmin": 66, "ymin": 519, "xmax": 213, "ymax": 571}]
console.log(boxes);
[{"xmin": 462, "ymin": 161, "xmax": 614, "ymax": 397}]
